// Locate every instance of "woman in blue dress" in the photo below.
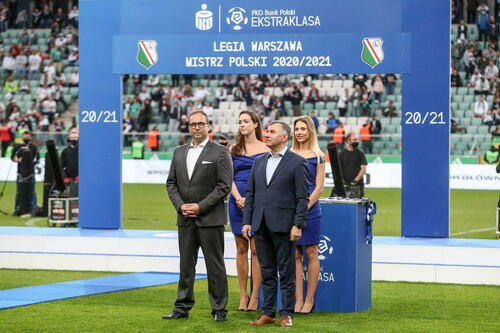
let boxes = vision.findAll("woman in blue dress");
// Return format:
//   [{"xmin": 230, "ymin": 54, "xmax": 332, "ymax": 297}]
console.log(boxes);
[
  {"xmin": 229, "ymin": 110, "xmax": 270, "ymax": 311},
  {"xmin": 291, "ymin": 116, "xmax": 325, "ymax": 314}
]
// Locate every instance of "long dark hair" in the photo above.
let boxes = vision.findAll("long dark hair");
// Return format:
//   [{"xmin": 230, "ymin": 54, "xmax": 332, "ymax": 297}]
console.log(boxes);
[{"xmin": 230, "ymin": 110, "xmax": 262, "ymax": 156}]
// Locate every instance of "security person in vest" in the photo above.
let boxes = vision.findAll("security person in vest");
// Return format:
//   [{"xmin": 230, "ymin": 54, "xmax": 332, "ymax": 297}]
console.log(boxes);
[
  {"xmin": 132, "ymin": 136, "xmax": 145, "ymax": 159},
  {"xmin": 485, "ymin": 146, "xmax": 499, "ymax": 164}
]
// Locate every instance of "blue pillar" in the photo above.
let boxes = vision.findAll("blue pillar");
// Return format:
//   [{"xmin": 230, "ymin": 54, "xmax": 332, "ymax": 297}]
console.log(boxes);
[
  {"xmin": 402, "ymin": 0, "xmax": 450, "ymax": 237},
  {"xmin": 79, "ymin": 0, "xmax": 122, "ymax": 229}
]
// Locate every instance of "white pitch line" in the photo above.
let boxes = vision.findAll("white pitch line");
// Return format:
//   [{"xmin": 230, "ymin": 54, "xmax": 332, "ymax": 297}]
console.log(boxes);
[
  {"xmin": 451, "ymin": 227, "xmax": 496, "ymax": 236},
  {"xmin": 25, "ymin": 218, "xmax": 44, "ymax": 227}
]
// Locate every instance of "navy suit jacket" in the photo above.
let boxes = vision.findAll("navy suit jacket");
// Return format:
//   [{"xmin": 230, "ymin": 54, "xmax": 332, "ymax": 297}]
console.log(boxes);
[{"xmin": 242, "ymin": 148, "xmax": 309, "ymax": 233}]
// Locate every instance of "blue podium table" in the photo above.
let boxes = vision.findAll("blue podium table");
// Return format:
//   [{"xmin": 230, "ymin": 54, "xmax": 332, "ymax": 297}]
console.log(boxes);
[{"xmin": 304, "ymin": 198, "xmax": 372, "ymax": 312}]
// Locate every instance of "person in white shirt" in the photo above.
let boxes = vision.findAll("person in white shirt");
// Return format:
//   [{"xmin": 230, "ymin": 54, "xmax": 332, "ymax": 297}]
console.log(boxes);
[
  {"xmin": 474, "ymin": 76, "xmax": 490, "ymax": 95},
  {"xmin": 193, "ymin": 85, "xmax": 211, "ymax": 104},
  {"xmin": 37, "ymin": 84, "xmax": 51, "ymax": 102},
  {"xmin": 202, "ymin": 101, "xmax": 214, "ymax": 121},
  {"xmin": 43, "ymin": 61, "xmax": 56, "ymax": 77},
  {"xmin": 69, "ymin": 69, "xmax": 79, "ymax": 87},
  {"xmin": 138, "ymin": 86, "xmax": 151, "ymax": 102},
  {"xmin": 28, "ymin": 49, "xmax": 42, "ymax": 80},
  {"xmin": 474, "ymin": 95, "xmax": 489, "ymax": 118},
  {"xmin": 484, "ymin": 60, "xmax": 499, "ymax": 80},
  {"xmin": 2, "ymin": 52, "xmax": 16, "ymax": 76},
  {"xmin": 54, "ymin": 34, "xmax": 67, "ymax": 48}
]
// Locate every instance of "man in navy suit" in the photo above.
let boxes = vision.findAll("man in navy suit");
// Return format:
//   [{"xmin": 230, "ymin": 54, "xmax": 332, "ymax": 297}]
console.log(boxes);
[{"xmin": 242, "ymin": 121, "xmax": 309, "ymax": 328}]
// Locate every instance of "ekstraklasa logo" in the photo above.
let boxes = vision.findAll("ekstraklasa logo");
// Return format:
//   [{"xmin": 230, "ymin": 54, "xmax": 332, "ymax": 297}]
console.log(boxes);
[{"xmin": 226, "ymin": 7, "xmax": 248, "ymax": 30}]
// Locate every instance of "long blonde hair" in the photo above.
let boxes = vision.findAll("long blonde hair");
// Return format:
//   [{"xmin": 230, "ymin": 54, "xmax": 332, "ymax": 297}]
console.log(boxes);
[{"xmin": 291, "ymin": 116, "xmax": 325, "ymax": 160}]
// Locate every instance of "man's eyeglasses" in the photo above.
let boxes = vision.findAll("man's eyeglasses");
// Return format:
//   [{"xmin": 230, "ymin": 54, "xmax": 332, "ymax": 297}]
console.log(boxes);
[{"xmin": 188, "ymin": 122, "xmax": 207, "ymax": 128}]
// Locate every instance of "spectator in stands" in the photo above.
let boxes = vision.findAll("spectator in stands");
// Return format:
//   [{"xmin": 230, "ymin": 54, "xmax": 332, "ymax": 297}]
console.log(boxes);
[
  {"xmin": 53, "ymin": 115, "xmax": 66, "ymax": 147},
  {"xmin": 370, "ymin": 115, "xmax": 382, "ymax": 138},
  {"xmin": 138, "ymin": 85, "xmax": 151, "ymax": 102},
  {"xmin": 484, "ymin": 145, "xmax": 499, "ymax": 164},
  {"xmin": 477, "ymin": 50, "xmax": 490, "ymax": 73},
  {"xmin": 382, "ymin": 100, "xmax": 398, "ymax": 117},
  {"xmin": 146, "ymin": 74, "xmax": 159, "ymax": 87},
  {"xmin": 68, "ymin": 47, "xmax": 78, "ymax": 66},
  {"xmin": 484, "ymin": 60, "xmax": 499, "ymax": 80},
  {"xmin": 28, "ymin": 49, "xmax": 42, "ymax": 80},
  {"xmin": 338, "ymin": 88, "xmax": 349, "ymax": 117},
  {"xmin": 215, "ymin": 85, "xmax": 227, "ymax": 108},
  {"xmin": 353, "ymin": 74, "xmax": 368, "ymax": 88},
  {"xmin": 360, "ymin": 86, "xmax": 372, "ymax": 117},
  {"xmin": 473, "ymin": 94, "xmax": 489, "ymax": 118},
  {"xmin": 333, "ymin": 121, "xmax": 345, "ymax": 150},
  {"xmin": 69, "ymin": 68, "xmax": 79, "ymax": 87},
  {"xmin": 36, "ymin": 84, "xmax": 51, "ymax": 103},
  {"xmin": 309, "ymin": 111, "xmax": 319, "ymax": 131},
  {"xmin": 360, "ymin": 120, "xmax": 373, "ymax": 154},
  {"xmin": 384, "ymin": 74, "xmax": 397, "ymax": 95},
  {"xmin": 462, "ymin": 46, "xmax": 476, "ymax": 79},
  {"xmin": 32, "ymin": 7, "xmax": 41, "ymax": 28},
  {"xmin": 325, "ymin": 112, "xmax": 338, "ymax": 134},
  {"xmin": 138, "ymin": 99, "xmax": 152, "ymax": 132},
  {"xmin": 123, "ymin": 115, "xmax": 133, "ymax": 146},
  {"xmin": 467, "ymin": 0, "xmax": 478, "ymax": 24},
  {"xmin": 371, "ymin": 75, "xmax": 385, "ymax": 103},
  {"xmin": 476, "ymin": 3, "xmax": 490, "ymax": 43},
  {"xmin": 40, "ymin": 5, "xmax": 52, "ymax": 29},
  {"xmin": 275, "ymin": 97, "xmax": 286, "ymax": 117},
  {"xmin": 41, "ymin": 95, "xmax": 57, "ymax": 123},
  {"xmin": 339, "ymin": 133, "xmax": 368, "ymax": 198},
  {"xmin": 474, "ymin": 75, "xmax": 490, "ymax": 95},
  {"xmin": 451, "ymin": 68, "xmax": 463, "ymax": 87},
  {"xmin": 168, "ymin": 100, "xmax": 182, "ymax": 132},
  {"xmin": 18, "ymin": 79, "xmax": 29, "ymax": 94},
  {"xmin": 53, "ymin": 8, "xmax": 67, "ymax": 28},
  {"xmin": 0, "ymin": 4, "xmax": 8, "ymax": 32},
  {"xmin": 307, "ymin": 83, "xmax": 320, "ymax": 105},
  {"xmin": 2, "ymin": 50, "xmax": 16, "ymax": 77},
  {"xmin": 493, "ymin": 106, "xmax": 500, "ymax": 125},
  {"xmin": 68, "ymin": 6, "xmax": 79, "ymax": 27},
  {"xmin": 488, "ymin": 16, "xmax": 499, "ymax": 43},
  {"xmin": 232, "ymin": 85, "xmax": 244, "ymax": 102},
  {"xmin": 15, "ymin": 50, "xmax": 27, "ymax": 78},
  {"xmin": 202, "ymin": 101, "xmax": 214, "ymax": 121},
  {"xmin": 468, "ymin": 68, "xmax": 481, "ymax": 87},
  {"xmin": 261, "ymin": 89, "xmax": 273, "ymax": 114},
  {"xmin": 350, "ymin": 84, "xmax": 363, "ymax": 116},
  {"xmin": 290, "ymin": 83, "xmax": 303, "ymax": 117},
  {"xmin": 451, "ymin": 118, "xmax": 467, "ymax": 133},
  {"xmin": 193, "ymin": 85, "xmax": 210, "ymax": 105},
  {"xmin": 458, "ymin": 19, "xmax": 468, "ymax": 40},
  {"xmin": 4, "ymin": 76, "xmax": 18, "ymax": 97},
  {"xmin": 484, "ymin": 109, "xmax": 495, "ymax": 131}
]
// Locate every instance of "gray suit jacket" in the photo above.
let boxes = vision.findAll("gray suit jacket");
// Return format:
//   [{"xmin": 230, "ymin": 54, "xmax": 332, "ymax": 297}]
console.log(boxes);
[{"xmin": 166, "ymin": 140, "xmax": 233, "ymax": 227}]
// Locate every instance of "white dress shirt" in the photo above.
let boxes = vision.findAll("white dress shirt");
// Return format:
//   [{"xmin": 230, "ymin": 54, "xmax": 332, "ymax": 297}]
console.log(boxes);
[
  {"xmin": 266, "ymin": 145, "xmax": 288, "ymax": 185},
  {"xmin": 186, "ymin": 137, "xmax": 209, "ymax": 180}
]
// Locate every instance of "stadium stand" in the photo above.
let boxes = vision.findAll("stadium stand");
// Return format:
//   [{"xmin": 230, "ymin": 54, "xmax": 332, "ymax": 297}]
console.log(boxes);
[{"xmin": 0, "ymin": 1, "xmax": 498, "ymax": 159}]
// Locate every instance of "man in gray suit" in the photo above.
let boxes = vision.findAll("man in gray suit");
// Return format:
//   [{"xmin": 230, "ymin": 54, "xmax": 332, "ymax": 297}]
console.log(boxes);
[{"xmin": 164, "ymin": 110, "xmax": 233, "ymax": 322}]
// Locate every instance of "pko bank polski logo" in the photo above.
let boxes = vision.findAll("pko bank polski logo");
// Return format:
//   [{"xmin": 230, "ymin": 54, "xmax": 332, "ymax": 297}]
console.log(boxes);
[
  {"xmin": 318, "ymin": 235, "xmax": 334, "ymax": 261},
  {"xmin": 226, "ymin": 7, "xmax": 248, "ymax": 30},
  {"xmin": 195, "ymin": 4, "xmax": 214, "ymax": 31}
]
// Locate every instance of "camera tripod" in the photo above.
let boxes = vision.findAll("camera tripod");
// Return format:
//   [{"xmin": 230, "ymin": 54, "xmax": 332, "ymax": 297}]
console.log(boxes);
[{"xmin": 0, "ymin": 159, "xmax": 14, "ymax": 215}]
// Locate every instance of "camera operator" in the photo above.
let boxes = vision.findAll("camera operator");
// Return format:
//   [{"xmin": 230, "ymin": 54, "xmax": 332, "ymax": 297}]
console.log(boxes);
[
  {"xmin": 60, "ymin": 129, "xmax": 79, "ymax": 196},
  {"xmin": 339, "ymin": 133, "xmax": 367, "ymax": 198},
  {"xmin": 11, "ymin": 131, "xmax": 39, "ymax": 217}
]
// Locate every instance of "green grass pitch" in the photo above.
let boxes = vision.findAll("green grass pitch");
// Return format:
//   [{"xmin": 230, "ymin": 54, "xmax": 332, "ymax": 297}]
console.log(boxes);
[
  {"xmin": 0, "ymin": 269, "xmax": 499, "ymax": 332},
  {"xmin": 0, "ymin": 182, "xmax": 497, "ymax": 239}
]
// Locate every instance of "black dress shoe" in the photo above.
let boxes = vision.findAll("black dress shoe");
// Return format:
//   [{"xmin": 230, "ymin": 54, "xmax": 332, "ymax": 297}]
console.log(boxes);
[
  {"xmin": 162, "ymin": 311, "xmax": 188, "ymax": 320},
  {"xmin": 214, "ymin": 310, "xmax": 227, "ymax": 322}
]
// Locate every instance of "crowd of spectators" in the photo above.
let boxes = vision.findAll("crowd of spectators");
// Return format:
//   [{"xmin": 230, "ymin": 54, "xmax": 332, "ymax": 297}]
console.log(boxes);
[{"xmin": 0, "ymin": 1, "xmax": 79, "ymax": 146}]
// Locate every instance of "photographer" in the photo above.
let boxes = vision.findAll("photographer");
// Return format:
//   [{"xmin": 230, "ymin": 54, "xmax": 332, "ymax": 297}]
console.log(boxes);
[
  {"xmin": 339, "ymin": 133, "xmax": 367, "ymax": 198},
  {"xmin": 11, "ymin": 131, "xmax": 39, "ymax": 217}
]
